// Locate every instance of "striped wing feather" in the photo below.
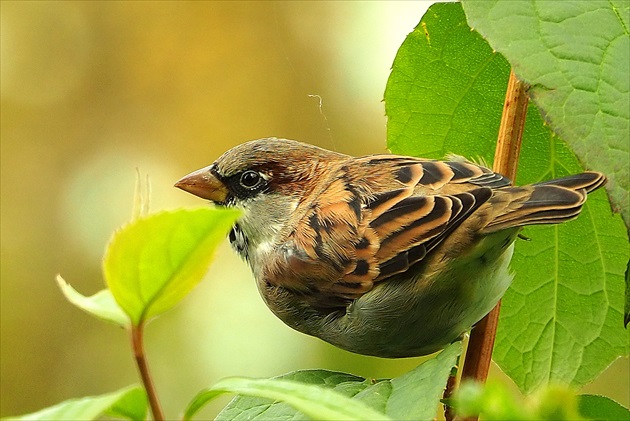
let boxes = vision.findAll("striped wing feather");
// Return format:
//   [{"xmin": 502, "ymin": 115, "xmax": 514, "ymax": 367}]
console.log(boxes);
[{"xmin": 290, "ymin": 157, "xmax": 499, "ymax": 302}]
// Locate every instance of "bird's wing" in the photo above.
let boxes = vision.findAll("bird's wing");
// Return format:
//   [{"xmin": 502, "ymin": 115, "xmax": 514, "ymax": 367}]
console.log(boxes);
[{"xmin": 285, "ymin": 156, "xmax": 509, "ymax": 304}]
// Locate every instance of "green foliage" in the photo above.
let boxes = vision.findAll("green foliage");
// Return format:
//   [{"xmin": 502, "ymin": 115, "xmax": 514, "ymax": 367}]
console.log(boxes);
[
  {"xmin": 1, "ymin": 385, "xmax": 146, "ymax": 421},
  {"xmin": 189, "ymin": 342, "xmax": 461, "ymax": 421},
  {"xmin": 453, "ymin": 381, "xmax": 630, "ymax": 420},
  {"xmin": 56, "ymin": 275, "xmax": 129, "ymax": 328},
  {"xmin": 453, "ymin": 380, "xmax": 630, "ymax": 420},
  {"xmin": 461, "ymin": 0, "xmax": 630, "ymax": 229},
  {"xmin": 22, "ymin": 207, "xmax": 240, "ymax": 421},
  {"xmin": 103, "ymin": 208, "xmax": 240, "ymax": 325},
  {"xmin": 385, "ymin": 1, "xmax": 629, "ymax": 393},
  {"xmin": 460, "ymin": 0, "xmax": 630, "ymax": 328}
]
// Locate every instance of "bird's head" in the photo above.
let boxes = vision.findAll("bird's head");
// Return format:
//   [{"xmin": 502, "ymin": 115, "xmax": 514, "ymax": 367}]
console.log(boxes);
[{"xmin": 175, "ymin": 138, "xmax": 346, "ymax": 265}]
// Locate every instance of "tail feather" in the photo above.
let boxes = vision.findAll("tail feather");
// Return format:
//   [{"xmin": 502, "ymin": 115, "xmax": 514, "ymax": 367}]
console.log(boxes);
[
  {"xmin": 533, "ymin": 171, "xmax": 606, "ymax": 193},
  {"xmin": 483, "ymin": 172, "xmax": 606, "ymax": 233}
]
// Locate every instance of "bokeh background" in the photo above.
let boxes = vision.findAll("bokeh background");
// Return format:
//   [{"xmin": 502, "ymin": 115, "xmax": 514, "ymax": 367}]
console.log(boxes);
[{"xmin": 1, "ymin": 1, "xmax": 628, "ymax": 419}]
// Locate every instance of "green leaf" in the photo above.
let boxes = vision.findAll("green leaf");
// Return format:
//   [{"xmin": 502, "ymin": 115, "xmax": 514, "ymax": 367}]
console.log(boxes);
[
  {"xmin": 461, "ymin": 0, "xmax": 630, "ymax": 229},
  {"xmin": 578, "ymin": 394, "xmax": 630, "ymax": 421},
  {"xmin": 384, "ymin": 1, "xmax": 629, "ymax": 393},
  {"xmin": 357, "ymin": 341, "xmax": 462, "ymax": 420},
  {"xmin": 216, "ymin": 371, "xmax": 366, "ymax": 421},
  {"xmin": 185, "ymin": 377, "xmax": 391, "ymax": 421},
  {"xmin": 1, "ymin": 385, "xmax": 146, "ymax": 421},
  {"xmin": 385, "ymin": 2, "xmax": 510, "ymax": 159},
  {"xmin": 213, "ymin": 342, "xmax": 462, "ymax": 421},
  {"xmin": 56, "ymin": 274, "xmax": 129, "ymax": 328},
  {"xmin": 104, "ymin": 207, "xmax": 240, "ymax": 326},
  {"xmin": 496, "ymin": 136, "xmax": 630, "ymax": 391}
]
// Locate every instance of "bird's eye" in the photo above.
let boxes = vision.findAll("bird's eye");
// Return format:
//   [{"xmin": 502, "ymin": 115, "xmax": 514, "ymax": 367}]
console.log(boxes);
[{"xmin": 239, "ymin": 170, "xmax": 262, "ymax": 189}]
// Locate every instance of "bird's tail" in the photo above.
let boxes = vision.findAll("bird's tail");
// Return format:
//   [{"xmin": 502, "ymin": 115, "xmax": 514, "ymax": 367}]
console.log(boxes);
[{"xmin": 483, "ymin": 171, "xmax": 606, "ymax": 233}]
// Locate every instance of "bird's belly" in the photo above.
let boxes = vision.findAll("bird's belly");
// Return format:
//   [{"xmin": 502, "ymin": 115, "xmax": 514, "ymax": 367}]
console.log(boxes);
[{"xmin": 311, "ymin": 242, "xmax": 515, "ymax": 358}]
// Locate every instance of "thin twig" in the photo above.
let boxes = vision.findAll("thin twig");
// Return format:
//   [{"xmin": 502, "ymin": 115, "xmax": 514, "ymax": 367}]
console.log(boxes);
[
  {"xmin": 460, "ymin": 69, "xmax": 529, "ymax": 402},
  {"xmin": 131, "ymin": 323, "xmax": 165, "ymax": 421}
]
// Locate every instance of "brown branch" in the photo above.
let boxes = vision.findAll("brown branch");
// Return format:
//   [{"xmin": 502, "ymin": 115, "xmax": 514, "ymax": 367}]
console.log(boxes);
[
  {"xmin": 491, "ymin": 70, "xmax": 528, "ymax": 181},
  {"xmin": 460, "ymin": 69, "xmax": 529, "ymax": 401},
  {"xmin": 131, "ymin": 323, "xmax": 165, "ymax": 421}
]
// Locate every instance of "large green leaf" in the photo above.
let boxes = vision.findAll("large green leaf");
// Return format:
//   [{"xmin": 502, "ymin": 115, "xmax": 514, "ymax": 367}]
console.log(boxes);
[
  {"xmin": 461, "ymin": 0, "xmax": 630, "ymax": 229},
  {"xmin": 384, "ymin": 2, "xmax": 628, "ymax": 392},
  {"xmin": 208, "ymin": 342, "xmax": 461, "ymax": 421},
  {"xmin": 104, "ymin": 208, "xmax": 240, "ymax": 325},
  {"xmin": 385, "ymin": 2, "xmax": 509, "ymax": 160},
  {"xmin": 1, "ymin": 385, "xmax": 146, "ymax": 421},
  {"xmin": 494, "ymin": 127, "xmax": 629, "ymax": 392}
]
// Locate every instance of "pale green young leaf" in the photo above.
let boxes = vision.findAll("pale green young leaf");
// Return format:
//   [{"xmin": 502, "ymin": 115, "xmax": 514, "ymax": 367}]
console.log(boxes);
[
  {"xmin": 56, "ymin": 274, "xmax": 129, "ymax": 328},
  {"xmin": 1, "ymin": 385, "xmax": 146, "ymax": 421},
  {"xmin": 104, "ymin": 208, "xmax": 240, "ymax": 325},
  {"xmin": 461, "ymin": 0, "xmax": 630, "ymax": 228},
  {"xmin": 453, "ymin": 381, "xmax": 587, "ymax": 420},
  {"xmin": 452, "ymin": 380, "xmax": 530, "ymax": 420}
]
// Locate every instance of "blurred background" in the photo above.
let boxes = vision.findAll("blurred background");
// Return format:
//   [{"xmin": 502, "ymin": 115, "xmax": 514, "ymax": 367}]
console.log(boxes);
[{"xmin": 1, "ymin": 1, "xmax": 627, "ymax": 419}]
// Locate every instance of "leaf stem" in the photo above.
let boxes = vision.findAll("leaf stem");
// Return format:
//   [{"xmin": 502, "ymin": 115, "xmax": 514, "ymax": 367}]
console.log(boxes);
[
  {"xmin": 131, "ymin": 323, "xmax": 165, "ymax": 421},
  {"xmin": 460, "ymin": 69, "xmax": 528, "ymax": 395}
]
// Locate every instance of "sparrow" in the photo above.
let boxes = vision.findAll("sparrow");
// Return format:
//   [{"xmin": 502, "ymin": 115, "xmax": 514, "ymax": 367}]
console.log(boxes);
[{"xmin": 175, "ymin": 138, "xmax": 606, "ymax": 358}]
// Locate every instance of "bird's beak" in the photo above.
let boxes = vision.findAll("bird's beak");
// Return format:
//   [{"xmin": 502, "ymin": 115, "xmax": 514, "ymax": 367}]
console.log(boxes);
[{"xmin": 175, "ymin": 166, "xmax": 229, "ymax": 204}]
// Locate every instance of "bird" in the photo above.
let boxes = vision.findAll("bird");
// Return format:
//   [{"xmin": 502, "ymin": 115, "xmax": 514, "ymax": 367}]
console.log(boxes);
[{"xmin": 175, "ymin": 138, "xmax": 606, "ymax": 358}]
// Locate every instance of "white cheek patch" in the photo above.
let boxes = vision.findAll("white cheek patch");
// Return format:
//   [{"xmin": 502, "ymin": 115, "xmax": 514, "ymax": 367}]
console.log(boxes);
[{"xmin": 232, "ymin": 194, "xmax": 300, "ymax": 265}]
